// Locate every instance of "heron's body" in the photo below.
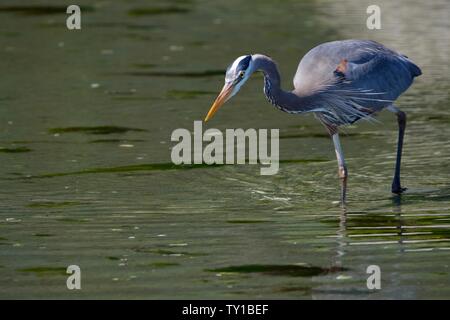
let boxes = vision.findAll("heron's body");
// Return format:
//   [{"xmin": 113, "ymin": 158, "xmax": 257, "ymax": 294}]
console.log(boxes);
[{"xmin": 204, "ymin": 39, "xmax": 422, "ymax": 202}]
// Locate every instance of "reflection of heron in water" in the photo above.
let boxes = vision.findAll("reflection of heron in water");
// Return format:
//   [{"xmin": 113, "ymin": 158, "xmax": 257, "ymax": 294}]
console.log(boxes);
[
  {"xmin": 333, "ymin": 207, "xmax": 348, "ymax": 270},
  {"xmin": 204, "ymin": 40, "xmax": 421, "ymax": 203},
  {"xmin": 393, "ymin": 195, "xmax": 406, "ymax": 252}
]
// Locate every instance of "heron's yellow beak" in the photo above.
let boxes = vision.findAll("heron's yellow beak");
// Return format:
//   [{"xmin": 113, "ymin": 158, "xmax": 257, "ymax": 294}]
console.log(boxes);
[{"xmin": 204, "ymin": 83, "xmax": 234, "ymax": 122}]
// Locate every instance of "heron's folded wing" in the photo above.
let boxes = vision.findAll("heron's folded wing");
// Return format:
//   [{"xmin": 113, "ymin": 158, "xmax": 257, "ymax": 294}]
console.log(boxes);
[{"xmin": 333, "ymin": 53, "xmax": 420, "ymax": 102}]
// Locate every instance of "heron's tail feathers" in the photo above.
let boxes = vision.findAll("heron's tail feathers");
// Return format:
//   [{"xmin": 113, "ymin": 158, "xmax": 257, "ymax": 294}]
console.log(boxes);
[
  {"xmin": 400, "ymin": 55, "xmax": 422, "ymax": 77},
  {"xmin": 409, "ymin": 62, "xmax": 422, "ymax": 77}
]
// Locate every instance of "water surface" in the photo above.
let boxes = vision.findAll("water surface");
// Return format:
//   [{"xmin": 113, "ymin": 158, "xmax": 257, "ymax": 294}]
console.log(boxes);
[{"xmin": 0, "ymin": 0, "xmax": 449, "ymax": 299}]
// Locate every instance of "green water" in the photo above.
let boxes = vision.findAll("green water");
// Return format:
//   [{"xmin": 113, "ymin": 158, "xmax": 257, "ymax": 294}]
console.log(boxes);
[{"xmin": 0, "ymin": 0, "xmax": 449, "ymax": 299}]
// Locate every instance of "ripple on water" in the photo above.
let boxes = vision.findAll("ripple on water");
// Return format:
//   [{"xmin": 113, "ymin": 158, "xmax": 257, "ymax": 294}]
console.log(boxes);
[
  {"xmin": 128, "ymin": 7, "xmax": 191, "ymax": 16},
  {"xmin": 48, "ymin": 126, "xmax": 147, "ymax": 135},
  {"xmin": 207, "ymin": 264, "xmax": 347, "ymax": 277},
  {"xmin": 0, "ymin": 147, "xmax": 31, "ymax": 153},
  {"xmin": 0, "ymin": 5, "xmax": 94, "ymax": 16}
]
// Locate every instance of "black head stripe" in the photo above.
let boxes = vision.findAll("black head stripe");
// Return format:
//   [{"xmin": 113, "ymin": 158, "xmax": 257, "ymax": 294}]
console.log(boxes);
[
  {"xmin": 237, "ymin": 55, "xmax": 252, "ymax": 71},
  {"xmin": 225, "ymin": 55, "xmax": 252, "ymax": 83}
]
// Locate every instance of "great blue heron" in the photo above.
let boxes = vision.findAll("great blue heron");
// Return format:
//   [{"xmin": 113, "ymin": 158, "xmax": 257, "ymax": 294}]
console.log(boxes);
[{"xmin": 204, "ymin": 39, "xmax": 421, "ymax": 202}]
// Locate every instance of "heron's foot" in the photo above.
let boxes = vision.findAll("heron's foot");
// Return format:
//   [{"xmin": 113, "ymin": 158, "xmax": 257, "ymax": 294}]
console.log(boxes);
[{"xmin": 392, "ymin": 185, "xmax": 407, "ymax": 194}]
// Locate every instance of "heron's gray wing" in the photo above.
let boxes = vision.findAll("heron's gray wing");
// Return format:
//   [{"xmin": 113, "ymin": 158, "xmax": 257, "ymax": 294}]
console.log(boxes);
[
  {"xmin": 294, "ymin": 40, "xmax": 420, "ymax": 100},
  {"xmin": 333, "ymin": 52, "xmax": 421, "ymax": 105},
  {"xmin": 293, "ymin": 40, "xmax": 421, "ymax": 125},
  {"xmin": 322, "ymin": 52, "xmax": 421, "ymax": 125}
]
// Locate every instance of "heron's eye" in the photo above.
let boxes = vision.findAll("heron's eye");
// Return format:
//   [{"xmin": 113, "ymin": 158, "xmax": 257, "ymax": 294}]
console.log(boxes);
[{"xmin": 239, "ymin": 71, "xmax": 245, "ymax": 78}]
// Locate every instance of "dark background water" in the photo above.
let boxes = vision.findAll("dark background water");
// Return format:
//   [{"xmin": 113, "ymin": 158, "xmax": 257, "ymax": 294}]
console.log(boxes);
[{"xmin": 0, "ymin": 0, "xmax": 449, "ymax": 299}]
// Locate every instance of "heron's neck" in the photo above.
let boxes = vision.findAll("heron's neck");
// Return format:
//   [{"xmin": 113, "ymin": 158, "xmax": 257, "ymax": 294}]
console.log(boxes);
[{"xmin": 252, "ymin": 54, "xmax": 315, "ymax": 113}]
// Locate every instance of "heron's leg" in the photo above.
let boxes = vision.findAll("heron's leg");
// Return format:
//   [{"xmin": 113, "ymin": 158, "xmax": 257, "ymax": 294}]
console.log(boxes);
[
  {"xmin": 387, "ymin": 105, "xmax": 407, "ymax": 194},
  {"xmin": 332, "ymin": 133, "xmax": 348, "ymax": 203}
]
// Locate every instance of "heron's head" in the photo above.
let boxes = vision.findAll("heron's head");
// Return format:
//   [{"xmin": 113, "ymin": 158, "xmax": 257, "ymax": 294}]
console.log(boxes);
[{"xmin": 204, "ymin": 55, "xmax": 254, "ymax": 122}]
